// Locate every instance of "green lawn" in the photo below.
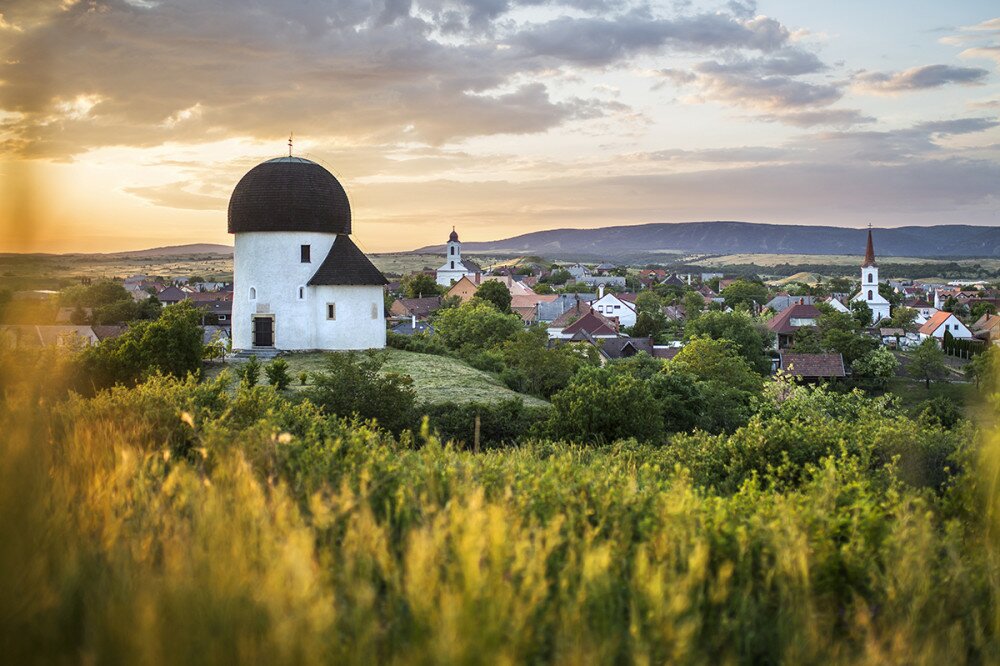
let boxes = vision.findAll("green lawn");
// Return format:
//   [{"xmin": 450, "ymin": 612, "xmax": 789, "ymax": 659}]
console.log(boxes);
[
  {"xmin": 884, "ymin": 377, "xmax": 977, "ymax": 414},
  {"xmin": 207, "ymin": 348, "xmax": 550, "ymax": 407}
]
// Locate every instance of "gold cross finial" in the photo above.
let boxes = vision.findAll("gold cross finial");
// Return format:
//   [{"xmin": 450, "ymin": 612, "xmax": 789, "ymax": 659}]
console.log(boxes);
[{"xmin": 288, "ymin": 132, "xmax": 293, "ymax": 157}]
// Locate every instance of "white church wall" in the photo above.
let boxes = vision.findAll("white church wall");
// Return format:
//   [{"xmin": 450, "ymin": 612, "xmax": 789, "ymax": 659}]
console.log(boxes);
[
  {"xmin": 232, "ymin": 231, "xmax": 336, "ymax": 350},
  {"xmin": 310, "ymin": 285, "xmax": 386, "ymax": 350}
]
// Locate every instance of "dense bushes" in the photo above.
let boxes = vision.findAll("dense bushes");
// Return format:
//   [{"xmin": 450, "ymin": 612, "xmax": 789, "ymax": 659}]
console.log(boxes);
[
  {"xmin": 74, "ymin": 300, "xmax": 203, "ymax": 392},
  {"xmin": 421, "ymin": 398, "xmax": 548, "ymax": 448},
  {"xmin": 1, "ymin": 369, "xmax": 996, "ymax": 664}
]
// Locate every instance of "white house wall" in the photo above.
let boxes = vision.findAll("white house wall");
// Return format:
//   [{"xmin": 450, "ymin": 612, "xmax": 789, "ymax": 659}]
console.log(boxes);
[{"xmin": 232, "ymin": 232, "xmax": 385, "ymax": 351}]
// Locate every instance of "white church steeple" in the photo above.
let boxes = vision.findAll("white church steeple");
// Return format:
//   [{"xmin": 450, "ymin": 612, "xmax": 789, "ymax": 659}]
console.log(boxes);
[{"xmin": 852, "ymin": 225, "xmax": 891, "ymax": 325}]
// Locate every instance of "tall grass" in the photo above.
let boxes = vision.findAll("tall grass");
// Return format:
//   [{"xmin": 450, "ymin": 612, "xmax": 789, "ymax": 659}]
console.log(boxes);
[{"xmin": 0, "ymin": 355, "xmax": 997, "ymax": 664}]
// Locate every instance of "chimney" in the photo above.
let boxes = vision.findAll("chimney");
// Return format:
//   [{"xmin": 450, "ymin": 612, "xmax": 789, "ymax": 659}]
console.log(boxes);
[
  {"xmin": 598, "ymin": 284, "xmax": 605, "ymax": 298},
  {"xmin": 687, "ymin": 274, "xmax": 692, "ymax": 285}
]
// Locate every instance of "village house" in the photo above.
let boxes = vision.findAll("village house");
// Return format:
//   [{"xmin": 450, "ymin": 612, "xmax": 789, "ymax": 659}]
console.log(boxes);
[
  {"xmin": 446, "ymin": 275, "xmax": 481, "ymax": 303},
  {"xmin": 589, "ymin": 289, "xmax": 638, "ymax": 328},
  {"xmin": 972, "ymin": 314, "xmax": 1000, "ymax": 346},
  {"xmin": 918, "ymin": 311, "xmax": 973, "ymax": 341},
  {"xmin": 389, "ymin": 296, "xmax": 442, "ymax": 320},
  {"xmin": 766, "ymin": 302, "xmax": 822, "ymax": 350}
]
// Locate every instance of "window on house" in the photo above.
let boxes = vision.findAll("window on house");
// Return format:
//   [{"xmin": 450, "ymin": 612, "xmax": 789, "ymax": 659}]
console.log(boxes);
[
  {"xmin": 249, "ymin": 287, "xmax": 257, "ymax": 300},
  {"xmin": 298, "ymin": 286, "xmax": 305, "ymax": 300},
  {"xmin": 301, "ymin": 245, "xmax": 311, "ymax": 263},
  {"xmin": 371, "ymin": 303, "xmax": 378, "ymax": 320},
  {"xmin": 326, "ymin": 303, "xmax": 336, "ymax": 320}
]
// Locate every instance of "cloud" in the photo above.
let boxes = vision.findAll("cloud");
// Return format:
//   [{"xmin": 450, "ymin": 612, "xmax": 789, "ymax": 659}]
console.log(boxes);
[
  {"xmin": 853, "ymin": 64, "xmax": 989, "ymax": 92},
  {"xmin": 758, "ymin": 109, "xmax": 874, "ymax": 128},
  {"xmin": 124, "ymin": 183, "xmax": 227, "ymax": 211},
  {"xmin": 914, "ymin": 117, "xmax": 1000, "ymax": 135},
  {"xmin": 508, "ymin": 9, "xmax": 792, "ymax": 65},
  {"xmin": 960, "ymin": 45, "xmax": 1000, "ymax": 64}
]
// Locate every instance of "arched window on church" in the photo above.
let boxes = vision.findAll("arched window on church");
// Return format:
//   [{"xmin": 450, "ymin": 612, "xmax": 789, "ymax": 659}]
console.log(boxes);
[
  {"xmin": 450, "ymin": 246, "xmax": 455, "ymax": 255},
  {"xmin": 868, "ymin": 273, "xmax": 873, "ymax": 283},
  {"xmin": 451, "ymin": 261, "xmax": 455, "ymax": 269},
  {"xmin": 249, "ymin": 287, "xmax": 257, "ymax": 300},
  {"xmin": 868, "ymin": 290, "xmax": 873, "ymax": 300}
]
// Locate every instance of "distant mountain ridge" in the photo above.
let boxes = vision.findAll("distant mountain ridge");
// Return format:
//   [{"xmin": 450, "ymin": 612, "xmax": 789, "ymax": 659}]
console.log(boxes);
[
  {"xmin": 108, "ymin": 243, "xmax": 233, "ymax": 257},
  {"xmin": 415, "ymin": 222, "xmax": 1000, "ymax": 260}
]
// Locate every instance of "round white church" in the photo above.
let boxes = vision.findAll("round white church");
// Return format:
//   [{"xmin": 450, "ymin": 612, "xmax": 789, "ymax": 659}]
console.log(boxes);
[{"xmin": 228, "ymin": 156, "xmax": 387, "ymax": 351}]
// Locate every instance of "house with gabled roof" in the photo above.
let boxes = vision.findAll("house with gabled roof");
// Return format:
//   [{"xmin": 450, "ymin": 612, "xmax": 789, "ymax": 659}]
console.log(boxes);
[
  {"xmin": 919, "ymin": 311, "xmax": 972, "ymax": 341},
  {"xmin": 766, "ymin": 302, "xmax": 822, "ymax": 350}
]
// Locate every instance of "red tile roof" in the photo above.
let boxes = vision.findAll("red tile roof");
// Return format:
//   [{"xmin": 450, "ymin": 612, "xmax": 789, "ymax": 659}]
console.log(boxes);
[
  {"xmin": 779, "ymin": 352, "xmax": 846, "ymax": 378},
  {"xmin": 766, "ymin": 303, "xmax": 822, "ymax": 335},
  {"xmin": 561, "ymin": 310, "xmax": 619, "ymax": 337},
  {"xmin": 918, "ymin": 310, "xmax": 953, "ymax": 336}
]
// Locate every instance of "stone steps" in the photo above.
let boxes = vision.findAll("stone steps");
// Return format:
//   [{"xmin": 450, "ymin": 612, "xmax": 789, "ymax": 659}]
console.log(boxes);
[{"xmin": 229, "ymin": 349, "xmax": 283, "ymax": 361}]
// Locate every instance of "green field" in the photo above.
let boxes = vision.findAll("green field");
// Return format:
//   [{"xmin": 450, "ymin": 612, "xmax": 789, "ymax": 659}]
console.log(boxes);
[{"xmin": 209, "ymin": 348, "xmax": 549, "ymax": 407}]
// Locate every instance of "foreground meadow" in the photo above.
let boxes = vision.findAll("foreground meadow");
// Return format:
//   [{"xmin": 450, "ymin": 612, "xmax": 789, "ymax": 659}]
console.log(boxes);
[{"xmin": 1, "ymin": 353, "xmax": 999, "ymax": 665}]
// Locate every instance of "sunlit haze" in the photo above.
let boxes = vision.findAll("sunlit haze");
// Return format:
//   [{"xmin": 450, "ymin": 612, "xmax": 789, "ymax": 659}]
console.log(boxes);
[{"xmin": 1, "ymin": 0, "xmax": 998, "ymax": 253}]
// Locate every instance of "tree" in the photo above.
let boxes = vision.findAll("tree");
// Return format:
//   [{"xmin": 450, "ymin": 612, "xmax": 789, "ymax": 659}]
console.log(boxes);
[
  {"xmin": 965, "ymin": 346, "xmax": 998, "ymax": 388},
  {"xmin": 303, "ymin": 351, "xmax": 416, "ymax": 435},
  {"xmin": 543, "ymin": 268, "xmax": 572, "ymax": 285},
  {"xmin": 789, "ymin": 327, "xmax": 823, "ymax": 354},
  {"xmin": 264, "ymin": 358, "xmax": 291, "ymax": 390},
  {"xmin": 498, "ymin": 328, "xmax": 594, "ymax": 398},
  {"xmin": 433, "ymin": 300, "xmax": 522, "ymax": 352},
  {"xmin": 908, "ymin": 338, "xmax": 948, "ymax": 389},
  {"xmin": 634, "ymin": 291, "xmax": 663, "ymax": 316},
  {"xmin": 889, "ymin": 306, "xmax": 918, "ymax": 331},
  {"xmin": 671, "ymin": 337, "xmax": 762, "ymax": 394},
  {"xmin": 851, "ymin": 347, "xmax": 899, "ymax": 389},
  {"xmin": 720, "ymin": 280, "xmax": 767, "ymax": 310},
  {"xmin": 401, "ymin": 272, "xmax": 441, "ymax": 298},
  {"xmin": 473, "ymin": 280, "xmax": 513, "ymax": 313},
  {"xmin": 546, "ymin": 365, "xmax": 664, "ymax": 443},
  {"xmin": 970, "ymin": 301, "xmax": 997, "ymax": 321},
  {"xmin": 77, "ymin": 301, "xmax": 204, "ymax": 391},
  {"xmin": 850, "ymin": 300, "xmax": 873, "ymax": 328},
  {"xmin": 684, "ymin": 310, "xmax": 771, "ymax": 374},
  {"xmin": 682, "ymin": 291, "xmax": 705, "ymax": 319}
]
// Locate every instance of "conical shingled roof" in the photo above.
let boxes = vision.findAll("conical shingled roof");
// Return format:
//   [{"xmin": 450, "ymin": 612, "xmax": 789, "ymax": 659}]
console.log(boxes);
[
  {"xmin": 308, "ymin": 235, "xmax": 387, "ymax": 286},
  {"xmin": 861, "ymin": 228, "xmax": 877, "ymax": 267}
]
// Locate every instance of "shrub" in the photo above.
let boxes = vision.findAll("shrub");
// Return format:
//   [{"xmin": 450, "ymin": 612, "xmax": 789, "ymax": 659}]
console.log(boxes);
[
  {"xmin": 302, "ymin": 351, "xmax": 416, "ymax": 435},
  {"xmin": 239, "ymin": 355, "xmax": 261, "ymax": 388},
  {"xmin": 433, "ymin": 300, "xmax": 522, "ymax": 352},
  {"xmin": 264, "ymin": 358, "xmax": 291, "ymax": 390},
  {"xmin": 420, "ymin": 399, "xmax": 548, "ymax": 448}
]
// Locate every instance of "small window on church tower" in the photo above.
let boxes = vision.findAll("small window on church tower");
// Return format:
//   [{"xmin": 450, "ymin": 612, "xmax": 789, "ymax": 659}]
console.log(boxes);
[
  {"xmin": 868, "ymin": 290, "xmax": 873, "ymax": 300},
  {"xmin": 450, "ymin": 261, "xmax": 455, "ymax": 269},
  {"xmin": 301, "ymin": 245, "xmax": 311, "ymax": 263},
  {"xmin": 868, "ymin": 273, "xmax": 873, "ymax": 283},
  {"xmin": 298, "ymin": 286, "xmax": 305, "ymax": 300},
  {"xmin": 450, "ymin": 246, "xmax": 455, "ymax": 255}
]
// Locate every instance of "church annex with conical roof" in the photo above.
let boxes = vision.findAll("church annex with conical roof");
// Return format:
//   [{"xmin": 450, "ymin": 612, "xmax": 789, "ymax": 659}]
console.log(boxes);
[{"xmin": 228, "ymin": 156, "xmax": 387, "ymax": 351}]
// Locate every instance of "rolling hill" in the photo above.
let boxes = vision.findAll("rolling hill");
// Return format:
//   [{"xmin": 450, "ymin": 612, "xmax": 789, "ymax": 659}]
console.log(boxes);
[{"xmin": 415, "ymin": 222, "xmax": 1000, "ymax": 260}]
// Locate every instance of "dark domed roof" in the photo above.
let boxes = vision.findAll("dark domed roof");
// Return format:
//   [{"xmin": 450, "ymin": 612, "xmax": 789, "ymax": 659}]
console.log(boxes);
[
  {"xmin": 449, "ymin": 227, "xmax": 459, "ymax": 242},
  {"xmin": 228, "ymin": 157, "xmax": 351, "ymax": 234}
]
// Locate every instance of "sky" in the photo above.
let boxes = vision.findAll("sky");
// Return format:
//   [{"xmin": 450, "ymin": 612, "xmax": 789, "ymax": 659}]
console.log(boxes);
[{"xmin": 0, "ymin": 0, "xmax": 998, "ymax": 254}]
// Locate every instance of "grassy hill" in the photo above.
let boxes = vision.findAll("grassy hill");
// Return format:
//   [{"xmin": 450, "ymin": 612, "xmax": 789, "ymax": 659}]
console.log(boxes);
[{"xmin": 209, "ymin": 348, "xmax": 549, "ymax": 407}]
